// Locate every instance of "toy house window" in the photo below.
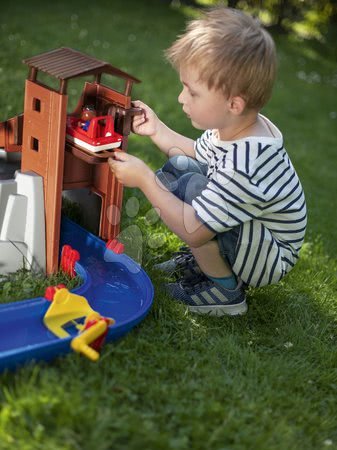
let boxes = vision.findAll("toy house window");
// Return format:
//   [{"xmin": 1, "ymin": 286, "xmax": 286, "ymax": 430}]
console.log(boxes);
[
  {"xmin": 33, "ymin": 98, "xmax": 41, "ymax": 112},
  {"xmin": 31, "ymin": 137, "xmax": 39, "ymax": 152},
  {"xmin": 101, "ymin": 73, "xmax": 125, "ymax": 94}
]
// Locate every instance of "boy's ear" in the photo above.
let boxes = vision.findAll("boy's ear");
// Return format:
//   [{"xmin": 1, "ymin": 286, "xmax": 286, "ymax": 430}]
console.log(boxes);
[{"xmin": 228, "ymin": 95, "xmax": 246, "ymax": 115}]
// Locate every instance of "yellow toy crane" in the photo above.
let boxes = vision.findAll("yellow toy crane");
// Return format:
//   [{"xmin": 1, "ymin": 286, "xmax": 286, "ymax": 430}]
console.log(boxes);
[{"xmin": 43, "ymin": 287, "xmax": 115, "ymax": 361}]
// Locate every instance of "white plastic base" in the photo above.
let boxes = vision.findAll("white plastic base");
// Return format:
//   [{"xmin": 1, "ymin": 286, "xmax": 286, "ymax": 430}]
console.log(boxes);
[
  {"xmin": 66, "ymin": 134, "xmax": 121, "ymax": 152},
  {"xmin": 0, "ymin": 241, "xmax": 28, "ymax": 274},
  {"xmin": 0, "ymin": 171, "xmax": 46, "ymax": 274}
]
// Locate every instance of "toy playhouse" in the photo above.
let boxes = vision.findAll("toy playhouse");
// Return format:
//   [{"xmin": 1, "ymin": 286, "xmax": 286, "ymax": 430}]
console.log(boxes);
[
  {"xmin": 0, "ymin": 48, "xmax": 153, "ymax": 369},
  {"xmin": 0, "ymin": 47, "xmax": 145, "ymax": 275}
]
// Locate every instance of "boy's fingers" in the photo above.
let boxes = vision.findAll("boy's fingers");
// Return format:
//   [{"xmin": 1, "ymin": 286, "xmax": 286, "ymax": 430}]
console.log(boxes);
[
  {"xmin": 132, "ymin": 100, "xmax": 147, "ymax": 116},
  {"xmin": 133, "ymin": 115, "xmax": 144, "ymax": 123},
  {"xmin": 133, "ymin": 116, "xmax": 146, "ymax": 127},
  {"xmin": 132, "ymin": 100, "xmax": 144, "ymax": 107},
  {"xmin": 108, "ymin": 157, "xmax": 115, "ymax": 169},
  {"xmin": 109, "ymin": 151, "xmax": 129, "ymax": 162},
  {"xmin": 115, "ymin": 151, "xmax": 127, "ymax": 161}
]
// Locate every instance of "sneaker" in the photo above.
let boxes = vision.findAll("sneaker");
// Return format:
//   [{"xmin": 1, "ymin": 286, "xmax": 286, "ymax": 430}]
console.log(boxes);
[
  {"xmin": 165, "ymin": 272, "xmax": 247, "ymax": 316},
  {"xmin": 154, "ymin": 247, "xmax": 201, "ymax": 278}
]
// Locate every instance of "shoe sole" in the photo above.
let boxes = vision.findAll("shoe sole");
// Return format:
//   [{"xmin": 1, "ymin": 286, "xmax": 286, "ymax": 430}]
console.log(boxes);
[{"xmin": 188, "ymin": 299, "xmax": 248, "ymax": 316}]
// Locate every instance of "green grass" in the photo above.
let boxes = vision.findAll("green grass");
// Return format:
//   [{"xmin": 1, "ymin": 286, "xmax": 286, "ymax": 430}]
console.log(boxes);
[{"xmin": 0, "ymin": 1, "xmax": 337, "ymax": 449}]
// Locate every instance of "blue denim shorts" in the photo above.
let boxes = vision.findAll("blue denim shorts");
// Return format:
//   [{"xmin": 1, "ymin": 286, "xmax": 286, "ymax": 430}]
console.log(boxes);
[{"xmin": 156, "ymin": 155, "xmax": 241, "ymax": 269}]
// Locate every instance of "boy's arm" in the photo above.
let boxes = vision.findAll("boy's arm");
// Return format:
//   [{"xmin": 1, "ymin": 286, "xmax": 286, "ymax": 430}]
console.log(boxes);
[
  {"xmin": 151, "ymin": 120, "xmax": 196, "ymax": 158},
  {"xmin": 108, "ymin": 154, "xmax": 214, "ymax": 247},
  {"xmin": 132, "ymin": 100, "xmax": 196, "ymax": 159}
]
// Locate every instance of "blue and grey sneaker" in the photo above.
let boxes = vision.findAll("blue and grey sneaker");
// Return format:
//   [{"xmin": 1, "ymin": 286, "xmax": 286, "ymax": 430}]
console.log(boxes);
[
  {"xmin": 165, "ymin": 273, "xmax": 247, "ymax": 316},
  {"xmin": 154, "ymin": 247, "xmax": 201, "ymax": 278}
]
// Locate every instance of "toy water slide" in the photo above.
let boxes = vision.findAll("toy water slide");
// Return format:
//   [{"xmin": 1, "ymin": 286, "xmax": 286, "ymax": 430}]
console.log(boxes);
[{"xmin": 0, "ymin": 211, "xmax": 154, "ymax": 371}]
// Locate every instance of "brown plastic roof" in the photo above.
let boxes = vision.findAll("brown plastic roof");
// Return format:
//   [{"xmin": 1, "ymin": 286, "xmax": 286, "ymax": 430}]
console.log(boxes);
[{"xmin": 23, "ymin": 47, "xmax": 140, "ymax": 83}]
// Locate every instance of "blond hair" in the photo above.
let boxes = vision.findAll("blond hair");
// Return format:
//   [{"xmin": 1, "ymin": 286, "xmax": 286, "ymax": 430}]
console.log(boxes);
[{"xmin": 165, "ymin": 7, "xmax": 277, "ymax": 110}]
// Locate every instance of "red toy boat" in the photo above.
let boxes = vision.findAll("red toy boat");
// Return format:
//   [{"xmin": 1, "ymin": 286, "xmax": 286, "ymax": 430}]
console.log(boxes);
[{"xmin": 66, "ymin": 115, "xmax": 123, "ymax": 153}]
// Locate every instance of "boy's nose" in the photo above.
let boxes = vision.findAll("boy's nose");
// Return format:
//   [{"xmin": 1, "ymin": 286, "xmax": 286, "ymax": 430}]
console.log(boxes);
[{"xmin": 178, "ymin": 91, "xmax": 184, "ymax": 105}]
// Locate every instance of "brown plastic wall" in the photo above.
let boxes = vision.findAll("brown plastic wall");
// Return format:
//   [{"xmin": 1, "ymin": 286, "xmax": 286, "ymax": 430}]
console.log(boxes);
[
  {"xmin": 0, "ymin": 115, "xmax": 23, "ymax": 152},
  {"xmin": 21, "ymin": 80, "xmax": 67, "ymax": 275}
]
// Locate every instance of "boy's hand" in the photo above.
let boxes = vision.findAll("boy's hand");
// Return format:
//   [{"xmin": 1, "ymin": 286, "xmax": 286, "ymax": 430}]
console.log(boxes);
[
  {"xmin": 132, "ymin": 100, "xmax": 160, "ymax": 137},
  {"xmin": 108, "ymin": 152, "xmax": 152, "ymax": 189}
]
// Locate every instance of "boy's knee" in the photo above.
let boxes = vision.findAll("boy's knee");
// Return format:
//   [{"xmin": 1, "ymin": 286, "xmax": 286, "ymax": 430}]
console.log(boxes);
[
  {"xmin": 180, "ymin": 172, "xmax": 209, "ymax": 205},
  {"xmin": 162, "ymin": 155, "xmax": 193, "ymax": 174},
  {"xmin": 170, "ymin": 155, "xmax": 192, "ymax": 171},
  {"xmin": 163, "ymin": 155, "xmax": 207, "ymax": 176}
]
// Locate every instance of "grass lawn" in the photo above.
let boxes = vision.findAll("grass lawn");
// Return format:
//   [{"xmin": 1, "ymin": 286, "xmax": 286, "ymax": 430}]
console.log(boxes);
[{"xmin": 0, "ymin": 1, "xmax": 336, "ymax": 449}]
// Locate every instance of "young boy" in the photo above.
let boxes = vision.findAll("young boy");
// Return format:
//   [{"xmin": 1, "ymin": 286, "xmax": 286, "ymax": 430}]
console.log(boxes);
[{"xmin": 108, "ymin": 7, "xmax": 307, "ymax": 316}]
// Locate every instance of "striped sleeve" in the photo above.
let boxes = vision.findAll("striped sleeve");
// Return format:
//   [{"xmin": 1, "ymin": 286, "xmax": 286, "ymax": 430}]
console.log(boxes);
[
  {"xmin": 192, "ymin": 142, "xmax": 265, "ymax": 233},
  {"xmin": 194, "ymin": 130, "xmax": 212, "ymax": 165}
]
